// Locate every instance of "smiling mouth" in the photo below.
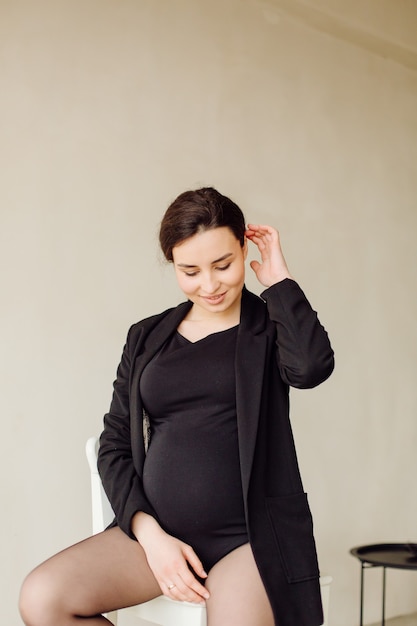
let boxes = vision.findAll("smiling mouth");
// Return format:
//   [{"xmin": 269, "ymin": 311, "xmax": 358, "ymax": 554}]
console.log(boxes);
[{"xmin": 201, "ymin": 292, "xmax": 227, "ymax": 304}]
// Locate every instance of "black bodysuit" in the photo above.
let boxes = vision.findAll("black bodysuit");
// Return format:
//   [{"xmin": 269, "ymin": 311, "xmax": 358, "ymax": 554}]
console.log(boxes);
[{"xmin": 139, "ymin": 326, "xmax": 248, "ymax": 571}]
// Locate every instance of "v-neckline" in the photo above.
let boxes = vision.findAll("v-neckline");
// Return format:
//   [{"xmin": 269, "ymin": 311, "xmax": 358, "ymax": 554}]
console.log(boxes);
[{"xmin": 176, "ymin": 324, "xmax": 239, "ymax": 345}]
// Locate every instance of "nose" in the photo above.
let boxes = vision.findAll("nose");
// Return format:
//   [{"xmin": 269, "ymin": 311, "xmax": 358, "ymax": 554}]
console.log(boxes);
[{"xmin": 201, "ymin": 272, "xmax": 220, "ymax": 294}]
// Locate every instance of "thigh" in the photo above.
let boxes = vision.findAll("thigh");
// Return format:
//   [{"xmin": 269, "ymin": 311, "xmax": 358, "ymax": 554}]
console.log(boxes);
[
  {"xmin": 205, "ymin": 543, "xmax": 274, "ymax": 626},
  {"xmin": 22, "ymin": 527, "xmax": 161, "ymax": 617}
]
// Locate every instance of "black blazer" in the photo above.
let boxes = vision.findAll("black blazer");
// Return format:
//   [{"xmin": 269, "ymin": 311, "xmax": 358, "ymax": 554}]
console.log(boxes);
[{"xmin": 98, "ymin": 279, "xmax": 334, "ymax": 626}]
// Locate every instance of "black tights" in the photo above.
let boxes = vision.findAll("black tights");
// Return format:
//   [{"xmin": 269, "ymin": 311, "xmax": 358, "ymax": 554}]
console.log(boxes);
[{"xmin": 19, "ymin": 528, "xmax": 274, "ymax": 626}]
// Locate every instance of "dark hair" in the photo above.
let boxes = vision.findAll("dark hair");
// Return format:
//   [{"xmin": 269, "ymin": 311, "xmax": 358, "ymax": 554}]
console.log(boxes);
[{"xmin": 159, "ymin": 187, "xmax": 246, "ymax": 262}]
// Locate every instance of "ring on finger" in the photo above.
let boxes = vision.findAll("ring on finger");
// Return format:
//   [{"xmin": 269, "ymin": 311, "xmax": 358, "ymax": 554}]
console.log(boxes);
[{"xmin": 167, "ymin": 583, "xmax": 176, "ymax": 590}]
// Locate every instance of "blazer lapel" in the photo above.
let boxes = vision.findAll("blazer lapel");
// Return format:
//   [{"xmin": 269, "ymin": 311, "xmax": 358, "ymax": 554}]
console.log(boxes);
[
  {"xmin": 129, "ymin": 301, "xmax": 192, "ymax": 461},
  {"xmin": 131, "ymin": 302, "xmax": 192, "ymax": 383},
  {"xmin": 235, "ymin": 288, "xmax": 268, "ymax": 502}
]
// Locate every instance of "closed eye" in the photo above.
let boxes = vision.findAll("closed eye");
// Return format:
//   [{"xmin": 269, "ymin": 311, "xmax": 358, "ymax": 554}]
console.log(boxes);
[{"xmin": 184, "ymin": 263, "xmax": 231, "ymax": 277}]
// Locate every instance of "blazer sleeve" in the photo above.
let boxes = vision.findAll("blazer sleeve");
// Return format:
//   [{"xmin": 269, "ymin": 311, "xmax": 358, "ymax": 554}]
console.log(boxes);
[
  {"xmin": 97, "ymin": 323, "xmax": 156, "ymax": 539},
  {"xmin": 261, "ymin": 278, "xmax": 334, "ymax": 389}
]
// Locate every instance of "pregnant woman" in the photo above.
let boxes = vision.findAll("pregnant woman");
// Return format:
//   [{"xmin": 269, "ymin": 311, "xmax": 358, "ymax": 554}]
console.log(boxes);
[{"xmin": 20, "ymin": 186, "xmax": 334, "ymax": 626}]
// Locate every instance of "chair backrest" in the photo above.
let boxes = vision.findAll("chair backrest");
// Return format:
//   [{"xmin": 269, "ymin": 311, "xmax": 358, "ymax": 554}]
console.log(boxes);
[{"xmin": 85, "ymin": 436, "xmax": 115, "ymax": 534}]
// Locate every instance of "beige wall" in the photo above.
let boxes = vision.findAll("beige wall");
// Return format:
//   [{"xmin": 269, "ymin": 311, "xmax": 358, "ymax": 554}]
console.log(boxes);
[{"xmin": 1, "ymin": 1, "xmax": 416, "ymax": 624}]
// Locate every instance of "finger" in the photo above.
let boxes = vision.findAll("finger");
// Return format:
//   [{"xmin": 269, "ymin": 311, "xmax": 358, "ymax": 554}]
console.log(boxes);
[
  {"xmin": 163, "ymin": 580, "xmax": 184, "ymax": 600},
  {"xmin": 179, "ymin": 544, "xmax": 210, "ymax": 599},
  {"xmin": 250, "ymin": 260, "xmax": 261, "ymax": 274},
  {"xmin": 165, "ymin": 580, "xmax": 186, "ymax": 600},
  {"xmin": 246, "ymin": 232, "xmax": 268, "ymax": 252},
  {"xmin": 247, "ymin": 227, "xmax": 273, "ymax": 243},
  {"xmin": 246, "ymin": 226, "xmax": 265, "ymax": 240},
  {"xmin": 167, "ymin": 576, "xmax": 207, "ymax": 604},
  {"xmin": 247, "ymin": 223, "xmax": 277, "ymax": 234},
  {"xmin": 181, "ymin": 546, "xmax": 210, "ymax": 599},
  {"xmin": 182, "ymin": 544, "xmax": 207, "ymax": 579},
  {"xmin": 248, "ymin": 225, "xmax": 279, "ymax": 246},
  {"xmin": 245, "ymin": 227, "xmax": 259, "ymax": 238},
  {"xmin": 247, "ymin": 232, "xmax": 265, "ymax": 244},
  {"xmin": 178, "ymin": 567, "xmax": 210, "ymax": 600}
]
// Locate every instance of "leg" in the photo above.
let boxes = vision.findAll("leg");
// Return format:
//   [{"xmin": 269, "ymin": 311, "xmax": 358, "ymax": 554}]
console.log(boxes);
[
  {"xmin": 205, "ymin": 543, "xmax": 274, "ymax": 626},
  {"xmin": 19, "ymin": 527, "xmax": 162, "ymax": 626}
]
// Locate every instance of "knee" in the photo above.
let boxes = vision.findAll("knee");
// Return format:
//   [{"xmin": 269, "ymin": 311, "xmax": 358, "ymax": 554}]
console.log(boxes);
[{"xmin": 19, "ymin": 567, "xmax": 62, "ymax": 626}]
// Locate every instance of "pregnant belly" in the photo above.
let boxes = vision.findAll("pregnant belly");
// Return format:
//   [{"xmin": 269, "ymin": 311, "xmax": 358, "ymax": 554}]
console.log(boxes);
[{"xmin": 142, "ymin": 426, "xmax": 245, "ymax": 538}]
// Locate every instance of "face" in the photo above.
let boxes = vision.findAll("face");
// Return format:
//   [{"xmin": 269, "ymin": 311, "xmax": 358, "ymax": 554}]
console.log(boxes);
[{"xmin": 172, "ymin": 227, "xmax": 247, "ymax": 319}]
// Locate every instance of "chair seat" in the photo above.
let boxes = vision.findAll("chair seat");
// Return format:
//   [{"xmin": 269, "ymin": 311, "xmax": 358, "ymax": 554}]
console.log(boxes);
[{"xmin": 128, "ymin": 596, "xmax": 206, "ymax": 626}]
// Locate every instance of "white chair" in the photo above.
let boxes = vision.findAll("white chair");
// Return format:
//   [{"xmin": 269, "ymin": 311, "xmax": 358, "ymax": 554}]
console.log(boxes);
[{"xmin": 86, "ymin": 436, "xmax": 332, "ymax": 625}]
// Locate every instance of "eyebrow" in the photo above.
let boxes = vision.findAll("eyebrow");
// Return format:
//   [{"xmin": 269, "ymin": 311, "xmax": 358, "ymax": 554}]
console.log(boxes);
[{"xmin": 176, "ymin": 252, "xmax": 233, "ymax": 269}]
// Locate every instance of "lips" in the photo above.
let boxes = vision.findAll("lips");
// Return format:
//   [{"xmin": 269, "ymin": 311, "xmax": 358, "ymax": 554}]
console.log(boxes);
[{"xmin": 201, "ymin": 292, "xmax": 227, "ymax": 305}]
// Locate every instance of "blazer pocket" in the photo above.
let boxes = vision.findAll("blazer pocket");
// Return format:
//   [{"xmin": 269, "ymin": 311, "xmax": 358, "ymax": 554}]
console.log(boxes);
[{"xmin": 266, "ymin": 493, "xmax": 320, "ymax": 583}]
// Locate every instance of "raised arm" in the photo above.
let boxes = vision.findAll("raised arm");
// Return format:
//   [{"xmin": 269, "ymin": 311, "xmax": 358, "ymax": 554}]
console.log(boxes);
[
  {"xmin": 246, "ymin": 224, "xmax": 334, "ymax": 388},
  {"xmin": 262, "ymin": 279, "xmax": 334, "ymax": 388}
]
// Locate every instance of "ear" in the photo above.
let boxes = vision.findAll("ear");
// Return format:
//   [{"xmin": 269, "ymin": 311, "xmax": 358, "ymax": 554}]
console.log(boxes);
[{"xmin": 242, "ymin": 237, "xmax": 248, "ymax": 261}]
